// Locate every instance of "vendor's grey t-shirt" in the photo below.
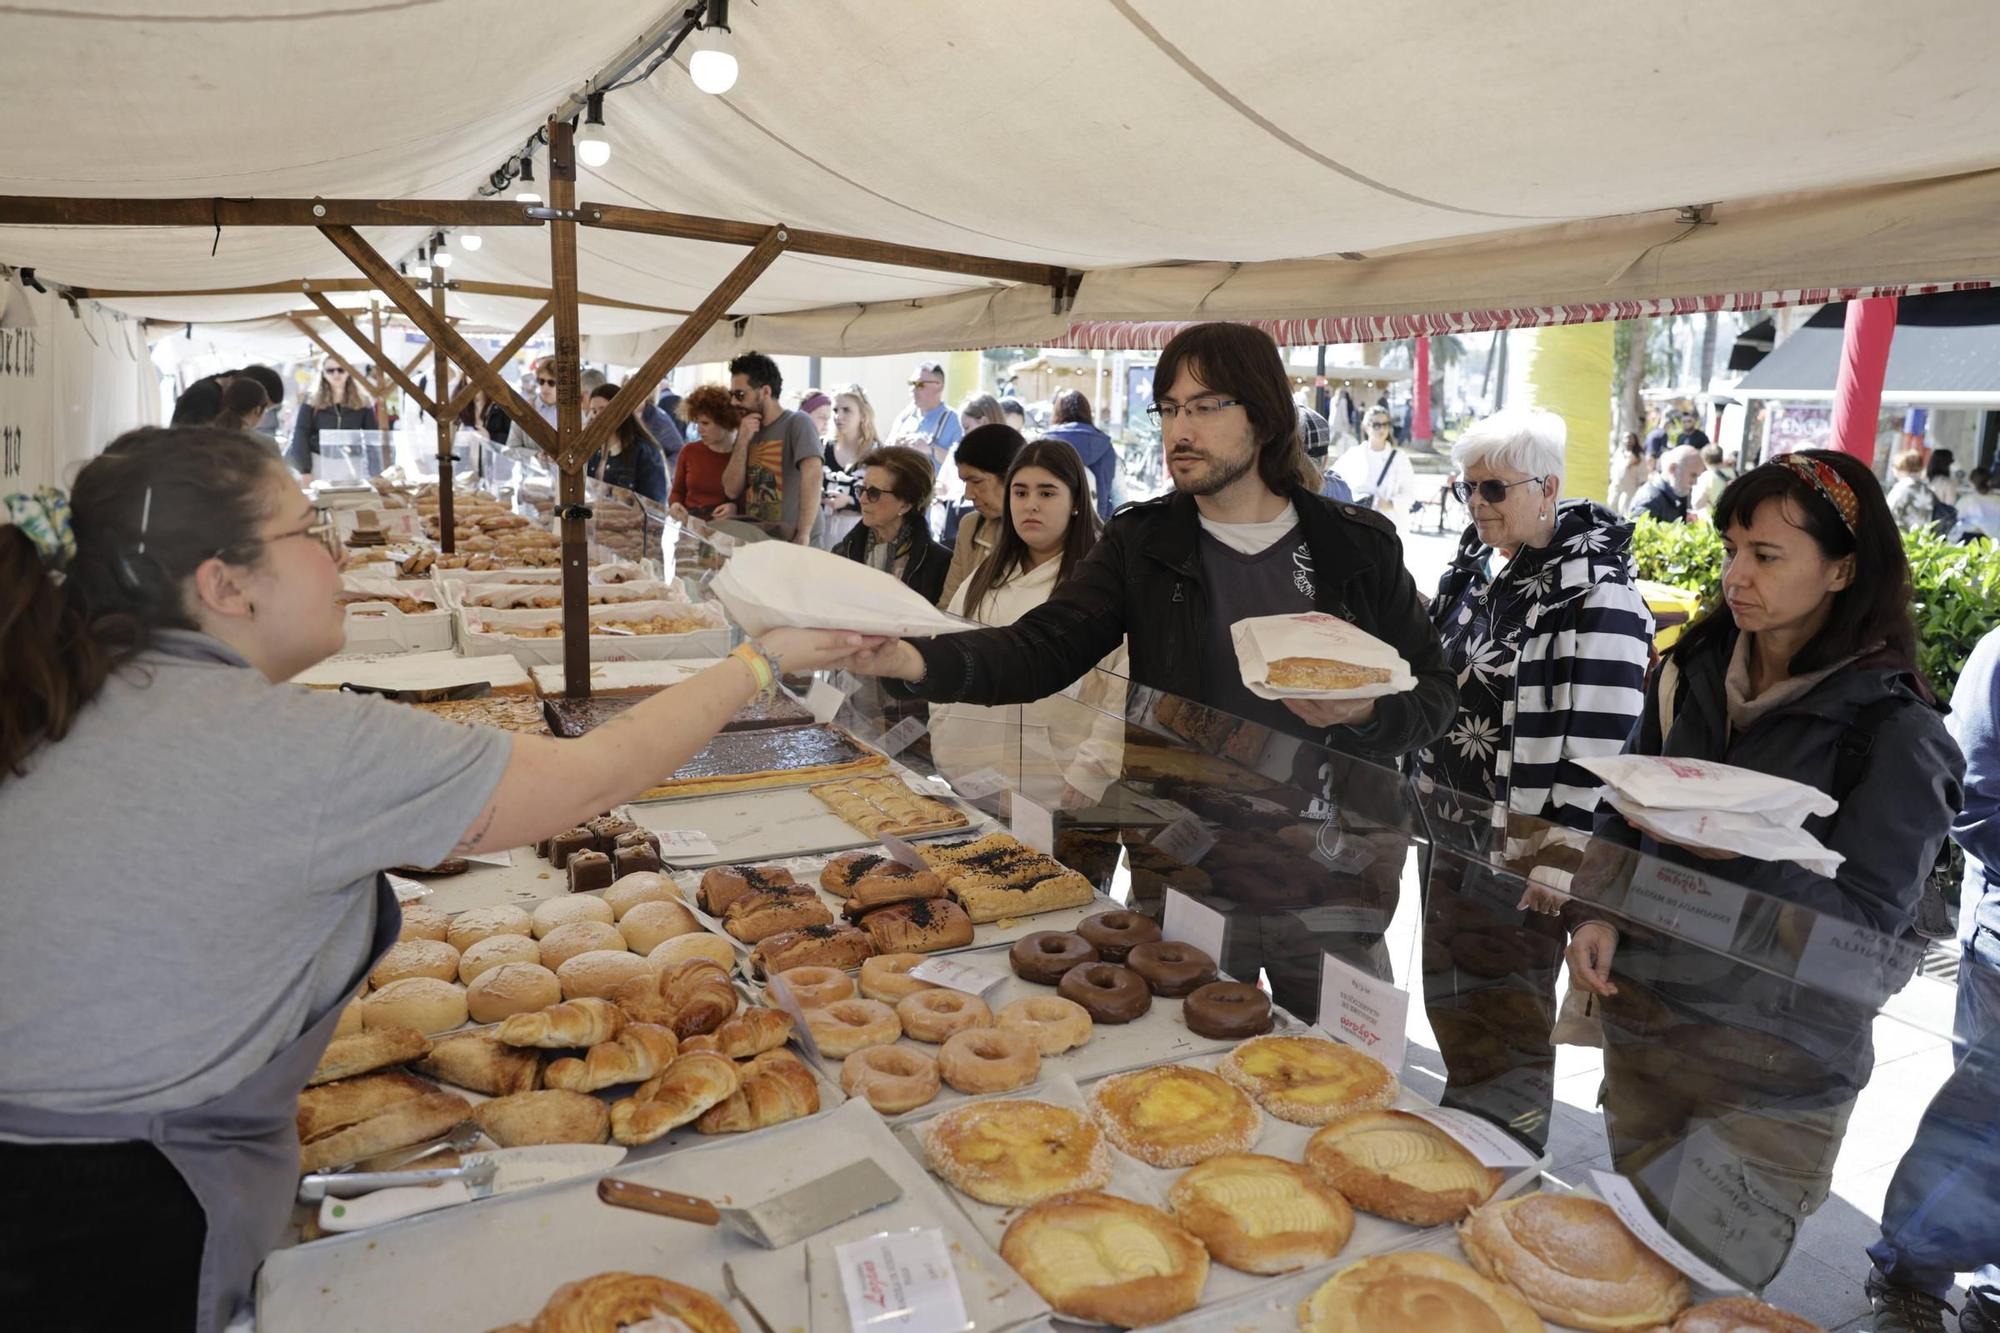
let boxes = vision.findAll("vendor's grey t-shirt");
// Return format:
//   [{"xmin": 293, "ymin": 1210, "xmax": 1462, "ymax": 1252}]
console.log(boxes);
[{"xmin": 0, "ymin": 630, "xmax": 512, "ymax": 1116}]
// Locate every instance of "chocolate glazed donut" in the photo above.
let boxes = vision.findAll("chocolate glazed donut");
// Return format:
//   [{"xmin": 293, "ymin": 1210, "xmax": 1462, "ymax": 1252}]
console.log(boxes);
[
  {"xmin": 1057, "ymin": 962, "xmax": 1153, "ymax": 1023},
  {"xmin": 1076, "ymin": 910, "xmax": 1163, "ymax": 964},
  {"xmin": 1126, "ymin": 940, "xmax": 1218, "ymax": 997},
  {"xmin": 1183, "ymin": 981, "xmax": 1273, "ymax": 1039},
  {"xmin": 1009, "ymin": 931, "xmax": 1098, "ymax": 985}
]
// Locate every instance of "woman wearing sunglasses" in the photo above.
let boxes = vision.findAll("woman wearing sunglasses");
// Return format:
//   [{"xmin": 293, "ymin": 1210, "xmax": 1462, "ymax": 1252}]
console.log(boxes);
[
  {"xmin": 285, "ymin": 362, "xmax": 378, "ymax": 479},
  {"xmin": 1414, "ymin": 408, "xmax": 1654, "ymax": 1141},
  {"xmin": 832, "ymin": 443, "xmax": 948, "ymax": 604},
  {"xmin": 0, "ymin": 427, "xmax": 870, "ymax": 1330}
]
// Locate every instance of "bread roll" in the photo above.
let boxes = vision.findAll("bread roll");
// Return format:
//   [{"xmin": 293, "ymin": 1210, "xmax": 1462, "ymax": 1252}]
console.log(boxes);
[
  {"xmin": 557, "ymin": 949, "xmax": 657, "ymax": 1000},
  {"xmin": 531, "ymin": 895, "xmax": 616, "ymax": 938},
  {"xmin": 396, "ymin": 903, "xmax": 451, "ymax": 942},
  {"xmin": 446, "ymin": 905, "xmax": 533, "ymax": 953},
  {"xmin": 538, "ymin": 919, "xmax": 627, "ymax": 971},
  {"xmin": 467, "ymin": 963, "xmax": 562, "ymax": 1024},
  {"xmin": 458, "ymin": 932, "xmax": 543, "ymax": 984},
  {"xmin": 333, "ymin": 996, "xmax": 365, "ymax": 1039},
  {"xmin": 369, "ymin": 939, "xmax": 462, "ymax": 990},
  {"xmin": 618, "ymin": 899, "xmax": 701, "ymax": 954},
  {"xmin": 604, "ymin": 871, "xmax": 681, "ymax": 920},
  {"xmin": 648, "ymin": 934, "xmax": 736, "ymax": 971},
  {"xmin": 360, "ymin": 977, "xmax": 469, "ymax": 1036},
  {"xmin": 472, "ymin": 1089, "xmax": 611, "ymax": 1147}
]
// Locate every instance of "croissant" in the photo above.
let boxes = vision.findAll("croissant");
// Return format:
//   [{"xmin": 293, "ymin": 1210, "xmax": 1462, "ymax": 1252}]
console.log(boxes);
[
  {"xmin": 544, "ymin": 1024, "xmax": 679, "ymax": 1093},
  {"xmin": 678, "ymin": 1006, "xmax": 794, "ymax": 1060},
  {"xmin": 496, "ymin": 997, "xmax": 626, "ymax": 1049},
  {"xmin": 697, "ymin": 1049, "xmax": 820, "ymax": 1134},
  {"xmin": 609, "ymin": 1051, "xmax": 740, "ymax": 1145},
  {"xmin": 612, "ymin": 959, "xmax": 738, "ymax": 1038}
]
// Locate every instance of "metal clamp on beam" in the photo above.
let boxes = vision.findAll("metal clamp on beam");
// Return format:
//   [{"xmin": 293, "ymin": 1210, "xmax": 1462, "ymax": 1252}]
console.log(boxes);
[
  {"xmin": 523, "ymin": 206, "xmax": 583, "ymax": 222},
  {"xmin": 437, "ymin": 453, "xmax": 461, "ymax": 463},
  {"xmin": 555, "ymin": 503, "xmax": 594, "ymax": 521}
]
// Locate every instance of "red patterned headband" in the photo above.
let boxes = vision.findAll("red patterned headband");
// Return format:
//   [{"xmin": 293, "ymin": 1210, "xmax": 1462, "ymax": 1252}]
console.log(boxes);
[{"xmin": 1769, "ymin": 453, "xmax": 1860, "ymax": 534}]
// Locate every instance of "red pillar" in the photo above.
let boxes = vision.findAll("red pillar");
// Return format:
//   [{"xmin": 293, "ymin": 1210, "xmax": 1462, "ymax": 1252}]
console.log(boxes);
[
  {"xmin": 1412, "ymin": 335, "xmax": 1434, "ymax": 447},
  {"xmin": 1831, "ymin": 297, "xmax": 1897, "ymax": 463}
]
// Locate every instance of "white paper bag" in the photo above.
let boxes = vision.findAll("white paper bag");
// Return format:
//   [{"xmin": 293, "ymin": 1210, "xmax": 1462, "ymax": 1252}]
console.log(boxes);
[
  {"xmin": 1230, "ymin": 612, "xmax": 1415, "ymax": 700},
  {"xmin": 1610, "ymin": 799, "xmax": 1846, "ymax": 876},
  {"xmin": 1579, "ymin": 754, "xmax": 1836, "ymax": 826},
  {"xmin": 713, "ymin": 541, "xmax": 968, "ymax": 638}
]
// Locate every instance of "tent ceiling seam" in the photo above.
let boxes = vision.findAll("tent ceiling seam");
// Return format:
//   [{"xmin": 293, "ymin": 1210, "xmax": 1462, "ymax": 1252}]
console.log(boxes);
[
  {"xmin": 0, "ymin": 0, "xmax": 448, "ymax": 20},
  {"xmin": 1109, "ymin": 0, "xmax": 1559, "ymax": 224}
]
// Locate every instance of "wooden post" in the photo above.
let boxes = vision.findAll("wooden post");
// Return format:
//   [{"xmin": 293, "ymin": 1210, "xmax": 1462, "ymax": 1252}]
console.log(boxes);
[
  {"xmin": 438, "ymin": 300, "xmax": 554, "ymax": 423},
  {"xmin": 549, "ymin": 119, "xmax": 590, "ymax": 700},
  {"xmin": 432, "ymin": 281, "xmax": 455, "ymax": 554},
  {"xmin": 372, "ymin": 299, "xmax": 390, "ymax": 467}
]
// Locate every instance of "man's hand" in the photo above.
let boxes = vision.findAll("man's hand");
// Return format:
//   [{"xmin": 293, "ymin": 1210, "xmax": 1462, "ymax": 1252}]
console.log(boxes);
[
  {"xmin": 1283, "ymin": 696, "xmax": 1379, "ymax": 729},
  {"xmin": 1565, "ymin": 921, "xmax": 1620, "ymax": 997}
]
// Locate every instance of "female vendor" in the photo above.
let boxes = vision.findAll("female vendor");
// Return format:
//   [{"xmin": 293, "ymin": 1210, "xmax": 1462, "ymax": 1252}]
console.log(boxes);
[{"xmin": 0, "ymin": 426, "xmax": 869, "ymax": 1331}]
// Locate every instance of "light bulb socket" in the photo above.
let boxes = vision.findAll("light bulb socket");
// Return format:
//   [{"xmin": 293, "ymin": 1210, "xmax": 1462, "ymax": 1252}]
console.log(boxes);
[
  {"xmin": 703, "ymin": 0, "xmax": 730, "ymax": 32},
  {"xmin": 519, "ymin": 154, "xmax": 536, "ymax": 183},
  {"xmin": 584, "ymin": 91, "xmax": 606, "ymax": 126}
]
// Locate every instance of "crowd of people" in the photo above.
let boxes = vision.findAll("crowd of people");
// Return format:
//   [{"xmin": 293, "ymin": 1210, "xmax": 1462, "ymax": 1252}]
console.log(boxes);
[{"xmin": 9, "ymin": 320, "xmax": 1997, "ymax": 1330}]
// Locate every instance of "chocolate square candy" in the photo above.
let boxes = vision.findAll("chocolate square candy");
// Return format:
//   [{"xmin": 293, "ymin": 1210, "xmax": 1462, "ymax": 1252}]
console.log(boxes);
[
  {"xmin": 549, "ymin": 827, "xmax": 594, "ymax": 869},
  {"xmin": 568, "ymin": 849, "xmax": 615, "ymax": 894},
  {"xmin": 586, "ymin": 815, "xmax": 642, "ymax": 850},
  {"xmin": 614, "ymin": 829, "xmax": 662, "ymax": 856},
  {"xmin": 615, "ymin": 844, "xmax": 664, "ymax": 877}
]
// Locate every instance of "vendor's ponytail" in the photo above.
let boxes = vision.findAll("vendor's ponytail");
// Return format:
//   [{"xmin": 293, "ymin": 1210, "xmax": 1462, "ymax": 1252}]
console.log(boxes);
[{"xmin": 0, "ymin": 426, "xmax": 282, "ymax": 780}]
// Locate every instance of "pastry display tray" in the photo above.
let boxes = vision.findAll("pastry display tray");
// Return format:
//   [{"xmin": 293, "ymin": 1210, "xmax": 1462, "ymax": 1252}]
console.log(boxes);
[
  {"xmin": 258, "ymin": 1098, "xmax": 1049, "ymax": 1333},
  {"xmin": 631, "ymin": 768, "xmax": 991, "ymax": 867}
]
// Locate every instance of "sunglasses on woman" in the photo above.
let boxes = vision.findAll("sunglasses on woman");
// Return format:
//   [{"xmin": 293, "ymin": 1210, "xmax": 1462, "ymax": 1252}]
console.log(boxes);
[
  {"xmin": 1450, "ymin": 476, "xmax": 1546, "ymax": 505},
  {"xmin": 859, "ymin": 485, "xmax": 897, "ymax": 503}
]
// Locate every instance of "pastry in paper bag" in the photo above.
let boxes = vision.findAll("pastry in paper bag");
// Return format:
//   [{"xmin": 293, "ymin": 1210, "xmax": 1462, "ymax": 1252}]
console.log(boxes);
[
  {"xmin": 1610, "ymin": 801, "xmax": 1845, "ymax": 876},
  {"xmin": 712, "ymin": 540, "xmax": 967, "ymax": 638},
  {"xmin": 1578, "ymin": 754, "xmax": 1837, "ymax": 827},
  {"xmin": 1231, "ymin": 612, "xmax": 1414, "ymax": 700}
]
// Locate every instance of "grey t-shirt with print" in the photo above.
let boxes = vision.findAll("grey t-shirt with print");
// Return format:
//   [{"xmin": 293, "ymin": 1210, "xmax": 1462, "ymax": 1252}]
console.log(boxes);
[
  {"xmin": 741, "ymin": 408, "xmax": 824, "ymax": 543},
  {"xmin": 0, "ymin": 630, "xmax": 513, "ymax": 1116}
]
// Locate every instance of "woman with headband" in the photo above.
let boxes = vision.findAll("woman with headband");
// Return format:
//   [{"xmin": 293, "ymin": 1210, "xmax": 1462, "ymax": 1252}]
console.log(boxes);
[{"xmin": 1560, "ymin": 447, "xmax": 1963, "ymax": 1289}]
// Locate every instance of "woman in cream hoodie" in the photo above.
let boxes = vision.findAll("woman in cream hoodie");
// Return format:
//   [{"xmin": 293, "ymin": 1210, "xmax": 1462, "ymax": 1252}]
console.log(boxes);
[{"xmin": 931, "ymin": 440, "xmax": 1128, "ymax": 807}]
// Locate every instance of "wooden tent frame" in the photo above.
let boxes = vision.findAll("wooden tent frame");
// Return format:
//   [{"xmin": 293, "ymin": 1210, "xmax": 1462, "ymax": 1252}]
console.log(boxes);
[{"xmin": 0, "ymin": 119, "xmax": 1072, "ymax": 695}]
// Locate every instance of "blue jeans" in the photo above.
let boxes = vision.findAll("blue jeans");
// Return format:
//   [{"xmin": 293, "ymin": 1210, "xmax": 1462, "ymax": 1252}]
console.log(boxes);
[{"xmin": 1867, "ymin": 924, "xmax": 2000, "ymax": 1305}]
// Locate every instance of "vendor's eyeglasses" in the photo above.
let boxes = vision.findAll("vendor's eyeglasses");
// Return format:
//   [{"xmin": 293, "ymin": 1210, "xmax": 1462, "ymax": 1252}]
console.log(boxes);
[
  {"xmin": 1146, "ymin": 396, "xmax": 1241, "ymax": 423},
  {"xmin": 1450, "ymin": 476, "xmax": 1546, "ymax": 505}
]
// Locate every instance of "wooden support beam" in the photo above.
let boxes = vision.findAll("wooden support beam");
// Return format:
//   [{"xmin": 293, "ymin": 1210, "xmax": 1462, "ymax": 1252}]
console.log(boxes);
[
  {"xmin": 316, "ymin": 225, "xmax": 556, "ymax": 455},
  {"xmin": 566, "ymin": 225, "xmax": 788, "ymax": 470},
  {"xmin": 439, "ymin": 300, "xmax": 553, "ymax": 423},
  {"xmin": 432, "ymin": 283, "xmax": 455, "ymax": 555},
  {"xmin": 307, "ymin": 291, "xmax": 437, "ymax": 415},
  {"xmin": 77, "ymin": 277, "xmax": 687, "ymax": 317},
  {"xmin": 286, "ymin": 315, "xmax": 373, "ymax": 392},
  {"xmin": 0, "ymin": 196, "xmax": 538, "ymax": 228},
  {"xmin": 398, "ymin": 341, "xmax": 431, "ymax": 388},
  {"xmin": 548, "ymin": 121, "xmax": 591, "ymax": 700},
  {"xmin": 582, "ymin": 201, "xmax": 1054, "ymax": 287}
]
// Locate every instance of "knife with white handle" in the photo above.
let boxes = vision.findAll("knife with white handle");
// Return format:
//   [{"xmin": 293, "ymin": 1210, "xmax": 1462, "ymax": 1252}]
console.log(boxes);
[{"xmin": 311, "ymin": 1144, "xmax": 626, "ymax": 1232}]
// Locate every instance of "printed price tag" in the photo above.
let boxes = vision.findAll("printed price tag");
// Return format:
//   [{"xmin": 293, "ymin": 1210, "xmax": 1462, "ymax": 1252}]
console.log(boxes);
[
  {"xmin": 1622, "ymin": 860, "xmax": 1746, "ymax": 952},
  {"xmin": 1163, "ymin": 888, "xmax": 1227, "ymax": 962},
  {"xmin": 1151, "ymin": 813, "xmax": 1218, "ymax": 866},
  {"xmin": 1590, "ymin": 1170, "xmax": 1744, "ymax": 1292},
  {"xmin": 654, "ymin": 829, "xmax": 720, "ymax": 861},
  {"xmin": 1133, "ymin": 795, "xmax": 1194, "ymax": 823},
  {"xmin": 1406, "ymin": 1107, "xmax": 1539, "ymax": 1169},
  {"xmin": 877, "ymin": 716, "xmax": 927, "ymax": 758},
  {"xmin": 463, "ymin": 848, "xmax": 514, "ymax": 868},
  {"xmin": 806, "ymin": 677, "xmax": 846, "ymax": 725},
  {"xmin": 908, "ymin": 956, "xmax": 1007, "ymax": 995},
  {"xmin": 1794, "ymin": 912, "xmax": 1913, "ymax": 1004},
  {"xmin": 836, "ymin": 1228, "xmax": 971, "ymax": 1333},
  {"xmin": 1315, "ymin": 954, "xmax": 1409, "ymax": 1074},
  {"xmin": 879, "ymin": 833, "xmax": 931, "ymax": 871},
  {"xmin": 950, "ymin": 768, "xmax": 1010, "ymax": 800},
  {"xmin": 386, "ymin": 874, "xmax": 431, "ymax": 902},
  {"xmin": 764, "ymin": 972, "xmax": 822, "ymax": 1062},
  {"xmin": 1012, "ymin": 793, "xmax": 1056, "ymax": 854}
]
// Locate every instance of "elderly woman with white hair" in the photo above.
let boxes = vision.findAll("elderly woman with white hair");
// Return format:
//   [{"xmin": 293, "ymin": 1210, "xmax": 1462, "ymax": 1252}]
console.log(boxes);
[{"xmin": 1416, "ymin": 407, "xmax": 1654, "ymax": 1148}]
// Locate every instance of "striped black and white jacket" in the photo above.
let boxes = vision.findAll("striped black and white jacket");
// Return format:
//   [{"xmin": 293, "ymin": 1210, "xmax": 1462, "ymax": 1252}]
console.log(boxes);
[{"xmin": 1419, "ymin": 499, "xmax": 1654, "ymax": 845}]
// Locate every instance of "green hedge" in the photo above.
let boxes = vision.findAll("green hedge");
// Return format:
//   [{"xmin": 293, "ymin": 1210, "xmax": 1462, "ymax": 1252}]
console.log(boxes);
[{"xmin": 1630, "ymin": 516, "xmax": 2000, "ymax": 702}]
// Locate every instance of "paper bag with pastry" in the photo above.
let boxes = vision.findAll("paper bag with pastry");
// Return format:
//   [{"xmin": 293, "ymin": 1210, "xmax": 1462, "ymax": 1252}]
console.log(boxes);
[{"xmin": 1230, "ymin": 612, "xmax": 1415, "ymax": 700}]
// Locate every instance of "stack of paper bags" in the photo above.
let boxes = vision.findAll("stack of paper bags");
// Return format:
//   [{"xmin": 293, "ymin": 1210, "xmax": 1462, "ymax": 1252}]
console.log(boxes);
[
  {"xmin": 1578, "ymin": 754, "xmax": 1844, "ymax": 875},
  {"xmin": 713, "ymin": 541, "xmax": 967, "ymax": 638}
]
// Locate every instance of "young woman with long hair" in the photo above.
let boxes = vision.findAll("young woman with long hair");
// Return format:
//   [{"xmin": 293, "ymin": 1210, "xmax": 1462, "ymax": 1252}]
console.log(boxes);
[
  {"xmin": 584, "ymin": 382, "xmax": 668, "ymax": 504},
  {"xmin": 820, "ymin": 383, "xmax": 880, "ymax": 547},
  {"xmin": 286, "ymin": 362, "xmax": 379, "ymax": 477}
]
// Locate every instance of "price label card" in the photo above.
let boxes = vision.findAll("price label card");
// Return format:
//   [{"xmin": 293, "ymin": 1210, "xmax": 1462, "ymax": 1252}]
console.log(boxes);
[
  {"xmin": 463, "ymin": 848, "xmax": 514, "ymax": 868},
  {"xmin": 764, "ymin": 972, "xmax": 822, "ymax": 1062},
  {"xmin": 950, "ymin": 768, "xmax": 1010, "ymax": 800},
  {"xmin": 879, "ymin": 833, "xmax": 929, "ymax": 870},
  {"xmin": 1163, "ymin": 888, "xmax": 1227, "ymax": 962},
  {"xmin": 806, "ymin": 677, "xmax": 846, "ymax": 725},
  {"xmin": 1151, "ymin": 813, "xmax": 1218, "ymax": 866},
  {"xmin": 386, "ymin": 874, "xmax": 430, "ymax": 903},
  {"xmin": 1132, "ymin": 794, "xmax": 1194, "ymax": 823},
  {"xmin": 654, "ymin": 829, "xmax": 720, "ymax": 862},
  {"xmin": 1406, "ymin": 1107, "xmax": 1539, "ymax": 1168},
  {"xmin": 1590, "ymin": 1170, "xmax": 1744, "ymax": 1292},
  {"xmin": 836, "ymin": 1228, "xmax": 971, "ymax": 1333},
  {"xmin": 877, "ymin": 716, "xmax": 927, "ymax": 758},
  {"xmin": 1012, "ymin": 793, "xmax": 1056, "ymax": 854},
  {"xmin": 908, "ymin": 956, "xmax": 1007, "ymax": 995},
  {"xmin": 1316, "ymin": 953, "xmax": 1409, "ymax": 1074}
]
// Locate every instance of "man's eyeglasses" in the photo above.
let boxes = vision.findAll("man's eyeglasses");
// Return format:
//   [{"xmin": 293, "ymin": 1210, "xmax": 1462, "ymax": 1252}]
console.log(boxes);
[
  {"xmin": 728, "ymin": 388, "xmax": 750, "ymax": 401},
  {"xmin": 1450, "ymin": 476, "xmax": 1546, "ymax": 505},
  {"xmin": 1146, "ymin": 396, "xmax": 1241, "ymax": 423}
]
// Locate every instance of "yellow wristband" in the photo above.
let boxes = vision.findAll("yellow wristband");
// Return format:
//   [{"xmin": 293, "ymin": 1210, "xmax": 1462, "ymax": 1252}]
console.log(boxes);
[{"xmin": 731, "ymin": 641, "xmax": 774, "ymax": 696}]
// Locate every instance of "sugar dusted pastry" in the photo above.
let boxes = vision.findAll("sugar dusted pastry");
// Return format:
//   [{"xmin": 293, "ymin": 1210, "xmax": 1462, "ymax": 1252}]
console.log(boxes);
[
  {"xmin": 921, "ymin": 1099, "xmax": 1111, "ymax": 1206},
  {"xmin": 1217, "ymin": 1034, "xmax": 1398, "ymax": 1125},
  {"xmin": 1459, "ymin": 1193, "xmax": 1691, "ymax": 1332},
  {"xmin": 1298, "ymin": 1252, "xmax": 1540, "ymax": 1333},
  {"xmin": 1087, "ymin": 1064, "xmax": 1261, "ymax": 1168}
]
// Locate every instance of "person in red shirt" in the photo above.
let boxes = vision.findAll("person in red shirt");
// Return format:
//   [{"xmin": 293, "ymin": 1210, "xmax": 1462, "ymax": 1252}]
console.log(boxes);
[{"xmin": 668, "ymin": 384, "xmax": 745, "ymax": 521}]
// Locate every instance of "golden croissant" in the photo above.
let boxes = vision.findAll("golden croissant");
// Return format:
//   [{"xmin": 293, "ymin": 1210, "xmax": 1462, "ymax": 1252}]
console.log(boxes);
[
  {"xmin": 612, "ymin": 959, "xmax": 738, "ymax": 1038},
  {"xmin": 496, "ymin": 996, "xmax": 626, "ymax": 1049},
  {"xmin": 609, "ymin": 1051, "xmax": 741, "ymax": 1146},
  {"xmin": 697, "ymin": 1050, "xmax": 820, "ymax": 1133},
  {"xmin": 678, "ymin": 1007, "xmax": 794, "ymax": 1060},
  {"xmin": 544, "ymin": 1024, "xmax": 679, "ymax": 1093}
]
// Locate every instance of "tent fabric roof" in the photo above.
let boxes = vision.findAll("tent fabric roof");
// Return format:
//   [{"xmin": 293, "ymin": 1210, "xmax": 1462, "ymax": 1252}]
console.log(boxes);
[
  {"xmin": 1734, "ymin": 289, "xmax": 2000, "ymax": 402},
  {"xmin": 6, "ymin": 1, "xmax": 2000, "ymax": 357}
]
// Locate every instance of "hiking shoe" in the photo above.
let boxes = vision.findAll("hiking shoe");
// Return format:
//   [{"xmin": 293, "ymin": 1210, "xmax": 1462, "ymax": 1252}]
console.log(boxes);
[{"xmin": 1868, "ymin": 1269, "xmax": 1954, "ymax": 1333}]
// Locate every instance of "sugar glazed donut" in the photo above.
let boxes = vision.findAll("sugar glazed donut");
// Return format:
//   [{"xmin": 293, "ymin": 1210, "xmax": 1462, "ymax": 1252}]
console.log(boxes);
[
  {"xmin": 896, "ymin": 989, "xmax": 993, "ymax": 1043},
  {"xmin": 937, "ymin": 1027, "xmax": 1041, "ymax": 1094},
  {"xmin": 840, "ymin": 1044, "xmax": 941, "ymax": 1114},
  {"xmin": 768, "ymin": 965, "xmax": 853, "ymax": 1010},
  {"xmin": 1127, "ymin": 940, "xmax": 1218, "ymax": 997},
  {"xmin": 804, "ymin": 998, "xmax": 901, "ymax": 1057},
  {"xmin": 1057, "ymin": 962, "xmax": 1153, "ymax": 1023},
  {"xmin": 859, "ymin": 952, "xmax": 938, "ymax": 1003},
  {"xmin": 997, "ymin": 996, "xmax": 1095, "ymax": 1055},
  {"xmin": 1009, "ymin": 931, "xmax": 1097, "ymax": 985}
]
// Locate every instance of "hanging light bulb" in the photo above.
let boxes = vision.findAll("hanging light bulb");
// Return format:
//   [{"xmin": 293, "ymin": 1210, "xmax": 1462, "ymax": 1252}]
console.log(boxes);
[
  {"xmin": 459, "ymin": 229, "xmax": 483, "ymax": 252},
  {"xmin": 578, "ymin": 91, "xmax": 612, "ymax": 168},
  {"xmin": 431, "ymin": 231, "xmax": 453, "ymax": 269},
  {"xmin": 690, "ymin": 0, "xmax": 737, "ymax": 94},
  {"xmin": 514, "ymin": 153, "xmax": 541, "ymax": 205}
]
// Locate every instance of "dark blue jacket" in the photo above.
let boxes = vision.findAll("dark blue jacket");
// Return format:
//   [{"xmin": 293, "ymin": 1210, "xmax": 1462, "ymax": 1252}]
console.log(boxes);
[
  {"xmin": 1043, "ymin": 421, "xmax": 1119, "ymax": 521},
  {"xmin": 587, "ymin": 436, "xmax": 669, "ymax": 504},
  {"xmin": 1952, "ymin": 627, "xmax": 2000, "ymax": 937}
]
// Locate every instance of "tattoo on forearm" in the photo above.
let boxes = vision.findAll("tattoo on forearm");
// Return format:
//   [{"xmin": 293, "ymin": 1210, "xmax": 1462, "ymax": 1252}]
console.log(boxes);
[{"xmin": 453, "ymin": 802, "xmax": 498, "ymax": 855}]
